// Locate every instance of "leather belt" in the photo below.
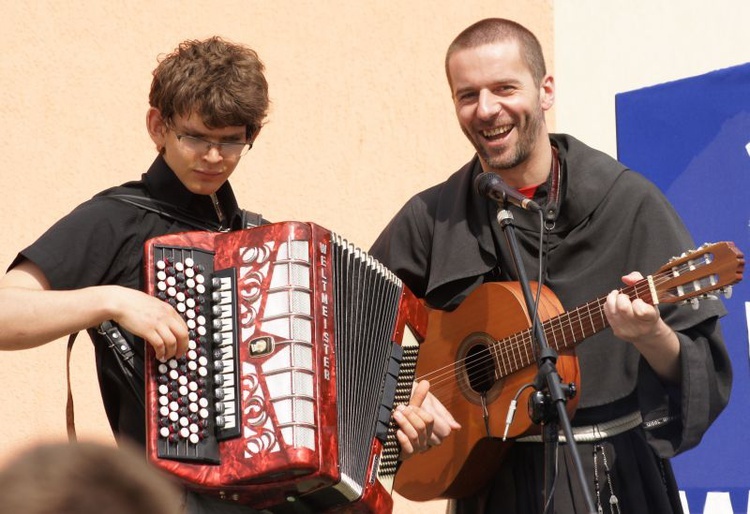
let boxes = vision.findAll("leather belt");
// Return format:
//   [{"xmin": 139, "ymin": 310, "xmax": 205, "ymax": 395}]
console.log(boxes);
[{"xmin": 515, "ymin": 411, "xmax": 643, "ymax": 443}]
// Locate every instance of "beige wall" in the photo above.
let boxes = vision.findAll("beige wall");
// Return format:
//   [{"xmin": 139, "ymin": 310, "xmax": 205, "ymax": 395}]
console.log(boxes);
[{"xmin": 0, "ymin": 2, "xmax": 551, "ymax": 513}]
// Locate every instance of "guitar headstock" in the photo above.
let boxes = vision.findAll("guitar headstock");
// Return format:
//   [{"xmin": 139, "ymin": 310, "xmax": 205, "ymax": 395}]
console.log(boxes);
[{"xmin": 650, "ymin": 242, "xmax": 744, "ymax": 306}]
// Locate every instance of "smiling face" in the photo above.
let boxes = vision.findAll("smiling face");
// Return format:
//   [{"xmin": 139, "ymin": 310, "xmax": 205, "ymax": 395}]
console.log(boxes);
[
  {"xmin": 147, "ymin": 108, "xmax": 254, "ymax": 196},
  {"xmin": 448, "ymin": 41, "xmax": 554, "ymax": 184}
]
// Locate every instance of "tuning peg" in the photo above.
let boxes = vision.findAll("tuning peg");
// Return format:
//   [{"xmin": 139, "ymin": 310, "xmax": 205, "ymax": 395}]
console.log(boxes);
[
  {"xmin": 689, "ymin": 298, "xmax": 700, "ymax": 310},
  {"xmin": 722, "ymin": 286, "xmax": 733, "ymax": 299}
]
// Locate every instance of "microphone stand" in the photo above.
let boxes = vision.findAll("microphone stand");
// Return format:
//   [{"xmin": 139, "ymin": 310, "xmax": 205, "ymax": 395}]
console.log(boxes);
[{"xmin": 495, "ymin": 202, "xmax": 597, "ymax": 514}]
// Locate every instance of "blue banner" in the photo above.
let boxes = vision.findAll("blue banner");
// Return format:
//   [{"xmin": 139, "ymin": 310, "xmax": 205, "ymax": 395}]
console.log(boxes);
[{"xmin": 616, "ymin": 62, "xmax": 750, "ymax": 513}]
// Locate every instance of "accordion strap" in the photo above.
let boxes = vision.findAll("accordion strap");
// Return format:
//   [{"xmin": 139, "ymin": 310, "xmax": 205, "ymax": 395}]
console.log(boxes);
[
  {"xmin": 98, "ymin": 321, "xmax": 145, "ymax": 407},
  {"xmin": 103, "ymin": 193, "xmax": 265, "ymax": 231},
  {"xmin": 65, "ymin": 323, "xmax": 146, "ymax": 442},
  {"xmin": 65, "ymin": 332, "xmax": 78, "ymax": 442},
  {"xmin": 241, "ymin": 209, "xmax": 264, "ymax": 229}
]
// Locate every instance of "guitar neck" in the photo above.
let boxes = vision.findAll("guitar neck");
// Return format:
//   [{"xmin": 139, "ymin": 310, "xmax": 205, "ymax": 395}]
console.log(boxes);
[{"xmin": 493, "ymin": 281, "xmax": 652, "ymax": 377}]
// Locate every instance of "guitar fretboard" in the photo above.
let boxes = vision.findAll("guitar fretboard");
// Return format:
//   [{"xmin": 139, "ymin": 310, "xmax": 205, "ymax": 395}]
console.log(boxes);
[
  {"xmin": 487, "ymin": 242, "xmax": 733, "ymax": 380},
  {"xmin": 489, "ymin": 285, "xmax": 646, "ymax": 380}
]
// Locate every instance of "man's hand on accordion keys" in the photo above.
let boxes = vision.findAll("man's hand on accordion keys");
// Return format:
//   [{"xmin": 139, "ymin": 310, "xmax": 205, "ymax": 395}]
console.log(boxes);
[
  {"xmin": 393, "ymin": 380, "xmax": 461, "ymax": 460},
  {"xmin": 106, "ymin": 286, "xmax": 189, "ymax": 362}
]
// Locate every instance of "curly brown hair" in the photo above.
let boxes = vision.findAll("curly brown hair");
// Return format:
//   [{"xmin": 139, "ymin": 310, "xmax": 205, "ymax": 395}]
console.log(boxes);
[{"xmin": 149, "ymin": 36, "xmax": 270, "ymax": 139}]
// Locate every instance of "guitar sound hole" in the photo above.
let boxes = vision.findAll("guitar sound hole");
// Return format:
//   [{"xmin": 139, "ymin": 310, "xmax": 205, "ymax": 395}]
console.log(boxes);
[{"xmin": 465, "ymin": 344, "xmax": 496, "ymax": 394}]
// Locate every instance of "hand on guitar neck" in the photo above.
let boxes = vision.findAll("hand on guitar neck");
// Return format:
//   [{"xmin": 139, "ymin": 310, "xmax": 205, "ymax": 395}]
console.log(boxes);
[{"xmin": 605, "ymin": 271, "xmax": 681, "ymax": 383}]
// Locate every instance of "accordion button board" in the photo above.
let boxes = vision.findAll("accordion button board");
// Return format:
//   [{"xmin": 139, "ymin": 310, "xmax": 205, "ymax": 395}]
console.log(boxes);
[{"xmin": 152, "ymin": 250, "xmax": 240, "ymax": 463}]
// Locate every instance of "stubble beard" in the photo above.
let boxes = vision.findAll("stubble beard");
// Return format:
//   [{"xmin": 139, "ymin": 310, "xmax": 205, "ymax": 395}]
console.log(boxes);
[{"xmin": 467, "ymin": 108, "xmax": 546, "ymax": 172}]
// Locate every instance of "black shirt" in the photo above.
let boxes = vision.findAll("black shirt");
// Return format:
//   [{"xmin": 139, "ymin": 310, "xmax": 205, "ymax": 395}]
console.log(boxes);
[{"xmin": 13, "ymin": 155, "xmax": 247, "ymax": 445}]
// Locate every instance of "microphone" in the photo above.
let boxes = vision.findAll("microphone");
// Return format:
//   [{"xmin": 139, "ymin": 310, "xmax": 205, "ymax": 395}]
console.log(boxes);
[{"xmin": 474, "ymin": 172, "xmax": 542, "ymax": 212}]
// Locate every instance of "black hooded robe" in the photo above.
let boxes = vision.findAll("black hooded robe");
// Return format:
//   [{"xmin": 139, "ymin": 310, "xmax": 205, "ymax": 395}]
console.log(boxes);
[{"xmin": 370, "ymin": 134, "xmax": 731, "ymax": 513}]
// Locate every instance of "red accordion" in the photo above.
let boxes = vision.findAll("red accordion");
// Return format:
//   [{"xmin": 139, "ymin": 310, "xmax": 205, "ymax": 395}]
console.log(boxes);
[{"xmin": 143, "ymin": 221, "xmax": 426, "ymax": 512}]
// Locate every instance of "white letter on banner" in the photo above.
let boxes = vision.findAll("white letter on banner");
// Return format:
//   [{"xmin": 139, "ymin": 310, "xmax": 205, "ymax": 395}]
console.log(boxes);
[{"xmin": 680, "ymin": 490, "xmax": 749, "ymax": 514}]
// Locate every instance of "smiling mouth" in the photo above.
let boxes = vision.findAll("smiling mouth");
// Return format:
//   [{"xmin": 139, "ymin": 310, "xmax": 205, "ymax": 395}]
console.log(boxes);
[{"xmin": 481, "ymin": 124, "xmax": 513, "ymax": 140}]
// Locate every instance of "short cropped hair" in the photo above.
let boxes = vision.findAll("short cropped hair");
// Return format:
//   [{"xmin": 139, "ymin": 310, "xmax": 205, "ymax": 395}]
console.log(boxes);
[
  {"xmin": 0, "ymin": 441, "xmax": 182, "ymax": 514},
  {"xmin": 445, "ymin": 18, "xmax": 547, "ymax": 87},
  {"xmin": 150, "ymin": 36, "xmax": 270, "ymax": 138}
]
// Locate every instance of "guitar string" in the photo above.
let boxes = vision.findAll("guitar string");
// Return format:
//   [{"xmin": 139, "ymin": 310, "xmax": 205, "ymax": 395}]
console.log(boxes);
[
  {"xmin": 420, "ymin": 271, "xmax": 684, "ymax": 399},
  {"xmin": 420, "ymin": 260, "xmax": 713, "ymax": 404},
  {"xmin": 418, "ymin": 283, "xmax": 628, "ymax": 390},
  {"xmin": 416, "ymin": 257, "xmax": 712, "ymax": 402},
  {"xmin": 420, "ymin": 291, "xmax": 617, "ymax": 402}
]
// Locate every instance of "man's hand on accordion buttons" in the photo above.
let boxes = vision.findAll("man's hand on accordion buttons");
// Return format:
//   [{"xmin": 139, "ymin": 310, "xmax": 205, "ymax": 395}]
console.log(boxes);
[
  {"xmin": 394, "ymin": 380, "xmax": 461, "ymax": 460},
  {"xmin": 107, "ymin": 286, "xmax": 189, "ymax": 362}
]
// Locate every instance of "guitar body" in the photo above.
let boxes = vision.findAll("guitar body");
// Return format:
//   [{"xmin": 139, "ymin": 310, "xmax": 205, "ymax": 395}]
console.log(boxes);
[{"xmin": 394, "ymin": 282, "xmax": 580, "ymax": 501}]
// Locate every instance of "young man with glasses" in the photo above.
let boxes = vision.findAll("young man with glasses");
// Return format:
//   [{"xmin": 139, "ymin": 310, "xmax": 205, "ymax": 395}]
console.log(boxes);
[
  {"xmin": 0, "ymin": 37, "xmax": 271, "ymax": 514},
  {"xmin": 0, "ymin": 36, "xmax": 440, "ymax": 514}
]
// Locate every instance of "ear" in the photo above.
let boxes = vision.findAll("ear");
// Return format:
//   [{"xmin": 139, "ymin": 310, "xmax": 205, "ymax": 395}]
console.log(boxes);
[
  {"xmin": 539, "ymin": 74, "xmax": 555, "ymax": 111},
  {"xmin": 146, "ymin": 108, "xmax": 168, "ymax": 152}
]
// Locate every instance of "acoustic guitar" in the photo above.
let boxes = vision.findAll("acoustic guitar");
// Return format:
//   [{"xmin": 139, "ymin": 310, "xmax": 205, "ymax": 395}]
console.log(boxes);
[{"xmin": 394, "ymin": 242, "xmax": 744, "ymax": 502}]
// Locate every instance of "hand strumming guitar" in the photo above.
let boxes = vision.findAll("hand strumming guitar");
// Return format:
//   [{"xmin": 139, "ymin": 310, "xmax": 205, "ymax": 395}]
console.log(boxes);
[{"xmin": 393, "ymin": 379, "xmax": 462, "ymax": 460}]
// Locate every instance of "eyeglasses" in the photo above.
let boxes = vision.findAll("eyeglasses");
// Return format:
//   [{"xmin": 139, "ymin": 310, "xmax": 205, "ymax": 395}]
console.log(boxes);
[{"xmin": 173, "ymin": 133, "xmax": 252, "ymax": 159}]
